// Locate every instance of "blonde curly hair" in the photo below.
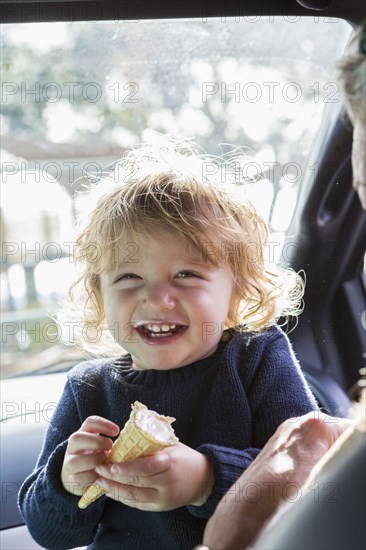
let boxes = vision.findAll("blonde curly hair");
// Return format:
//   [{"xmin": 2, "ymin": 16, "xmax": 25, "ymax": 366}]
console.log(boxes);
[{"xmin": 62, "ymin": 135, "xmax": 304, "ymax": 354}]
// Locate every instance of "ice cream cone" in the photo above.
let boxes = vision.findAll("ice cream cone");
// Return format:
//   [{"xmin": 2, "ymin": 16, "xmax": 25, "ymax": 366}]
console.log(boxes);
[{"xmin": 78, "ymin": 401, "xmax": 178, "ymax": 509}]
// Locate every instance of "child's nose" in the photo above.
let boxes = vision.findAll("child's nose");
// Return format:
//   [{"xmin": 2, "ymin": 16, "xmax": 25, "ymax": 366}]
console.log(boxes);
[{"xmin": 142, "ymin": 284, "xmax": 176, "ymax": 311}]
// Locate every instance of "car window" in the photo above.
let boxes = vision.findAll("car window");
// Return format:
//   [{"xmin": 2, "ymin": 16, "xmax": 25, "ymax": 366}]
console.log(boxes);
[{"xmin": 1, "ymin": 16, "xmax": 352, "ymax": 377}]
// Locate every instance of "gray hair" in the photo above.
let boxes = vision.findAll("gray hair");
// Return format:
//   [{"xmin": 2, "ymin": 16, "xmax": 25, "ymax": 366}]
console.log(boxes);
[{"xmin": 338, "ymin": 22, "xmax": 366, "ymax": 125}]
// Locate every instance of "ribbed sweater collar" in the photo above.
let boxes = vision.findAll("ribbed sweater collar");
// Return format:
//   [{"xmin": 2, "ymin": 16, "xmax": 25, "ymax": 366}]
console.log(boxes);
[{"xmin": 110, "ymin": 330, "xmax": 235, "ymax": 387}]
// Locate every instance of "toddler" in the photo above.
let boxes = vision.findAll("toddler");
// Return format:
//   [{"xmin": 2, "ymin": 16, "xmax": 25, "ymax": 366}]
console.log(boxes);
[{"xmin": 19, "ymin": 136, "xmax": 318, "ymax": 550}]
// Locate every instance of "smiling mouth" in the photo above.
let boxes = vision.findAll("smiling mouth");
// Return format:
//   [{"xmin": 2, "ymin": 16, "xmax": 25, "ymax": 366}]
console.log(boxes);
[{"xmin": 135, "ymin": 323, "xmax": 187, "ymax": 339}]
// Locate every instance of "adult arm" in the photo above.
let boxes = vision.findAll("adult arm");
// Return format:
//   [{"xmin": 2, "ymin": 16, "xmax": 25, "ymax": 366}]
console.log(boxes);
[{"xmin": 201, "ymin": 412, "xmax": 350, "ymax": 550}]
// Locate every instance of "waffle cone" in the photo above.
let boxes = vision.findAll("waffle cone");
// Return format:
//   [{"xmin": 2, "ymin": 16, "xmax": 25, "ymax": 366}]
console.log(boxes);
[{"xmin": 78, "ymin": 402, "xmax": 178, "ymax": 509}]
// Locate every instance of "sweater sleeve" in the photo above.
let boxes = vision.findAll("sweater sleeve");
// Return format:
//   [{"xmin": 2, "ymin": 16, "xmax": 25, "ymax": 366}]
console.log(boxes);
[
  {"xmin": 246, "ymin": 326, "xmax": 319, "ymax": 448},
  {"xmin": 18, "ymin": 377, "xmax": 106, "ymax": 550},
  {"xmin": 188, "ymin": 326, "xmax": 318, "ymax": 519},
  {"xmin": 187, "ymin": 444, "xmax": 261, "ymax": 518}
]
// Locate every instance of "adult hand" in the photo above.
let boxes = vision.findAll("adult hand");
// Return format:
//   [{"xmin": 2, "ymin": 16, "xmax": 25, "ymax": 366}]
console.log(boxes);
[
  {"xmin": 201, "ymin": 412, "xmax": 351, "ymax": 550},
  {"xmin": 94, "ymin": 442, "xmax": 214, "ymax": 511},
  {"xmin": 61, "ymin": 416, "xmax": 120, "ymax": 496}
]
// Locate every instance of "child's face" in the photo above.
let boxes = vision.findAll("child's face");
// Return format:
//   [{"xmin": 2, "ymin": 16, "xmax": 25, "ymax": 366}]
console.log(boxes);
[{"xmin": 99, "ymin": 233, "xmax": 234, "ymax": 371}]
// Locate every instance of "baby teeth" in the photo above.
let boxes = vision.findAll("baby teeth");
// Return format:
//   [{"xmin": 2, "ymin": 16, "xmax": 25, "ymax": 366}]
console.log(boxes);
[{"xmin": 147, "ymin": 323, "xmax": 176, "ymax": 333}]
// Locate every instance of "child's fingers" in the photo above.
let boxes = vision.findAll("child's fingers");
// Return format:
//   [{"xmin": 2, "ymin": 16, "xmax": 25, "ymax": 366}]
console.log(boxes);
[
  {"xmin": 66, "ymin": 449, "xmax": 110, "ymax": 475},
  {"xmin": 66, "ymin": 416, "xmax": 119, "ymax": 454},
  {"xmin": 67, "ymin": 431, "xmax": 115, "ymax": 454},
  {"xmin": 96, "ymin": 478, "xmax": 158, "ymax": 510},
  {"xmin": 62, "ymin": 449, "xmax": 110, "ymax": 495},
  {"xmin": 79, "ymin": 416, "xmax": 120, "ymax": 437},
  {"xmin": 62, "ymin": 470, "xmax": 99, "ymax": 496},
  {"xmin": 62, "ymin": 417, "xmax": 119, "ymax": 496},
  {"xmin": 96, "ymin": 451, "xmax": 171, "ymax": 481}
]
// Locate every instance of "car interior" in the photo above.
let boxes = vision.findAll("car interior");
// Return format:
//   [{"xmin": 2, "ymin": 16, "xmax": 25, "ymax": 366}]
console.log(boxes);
[{"xmin": 1, "ymin": 0, "xmax": 365, "ymax": 549}]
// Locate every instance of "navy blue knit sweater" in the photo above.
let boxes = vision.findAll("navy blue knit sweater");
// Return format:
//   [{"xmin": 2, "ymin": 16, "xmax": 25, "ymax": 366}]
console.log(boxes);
[{"xmin": 19, "ymin": 326, "xmax": 317, "ymax": 550}]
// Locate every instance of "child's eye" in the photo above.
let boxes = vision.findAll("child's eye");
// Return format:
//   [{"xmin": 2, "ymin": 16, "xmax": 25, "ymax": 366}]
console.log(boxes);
[
  {"xmin": 115, "ymin": 273, "xmax": 141, "ymax": 283},
  {"xmin": 176, "ymin": 271, "xmax": 201, "ymax": 278}
]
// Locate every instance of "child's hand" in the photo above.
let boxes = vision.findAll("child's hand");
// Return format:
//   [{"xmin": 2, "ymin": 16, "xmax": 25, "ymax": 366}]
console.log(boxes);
[
  {"xmin": 93, "ymin": 442, "xmax": 214, "ymax": 511},
  {"xmin": 61, "ymin": 416, "xmax": 120, "ymax": 496}
]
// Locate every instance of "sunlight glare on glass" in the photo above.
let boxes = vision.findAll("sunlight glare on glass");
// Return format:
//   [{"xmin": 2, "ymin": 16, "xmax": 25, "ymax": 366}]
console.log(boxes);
[
  {"xmin": 271, "ymin": 186, "xmax": 298, "ymax": 232},
  {"xmin": 35, "ymin": 258, "xmax": 77, "ymax": 301},
  {"xmin": 4, "ymin": 22, "xmax": 68, "ymax": 52},
  {"xmin": 8, "ymin": 264, "xmax": 26, "ymax": 302}
]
